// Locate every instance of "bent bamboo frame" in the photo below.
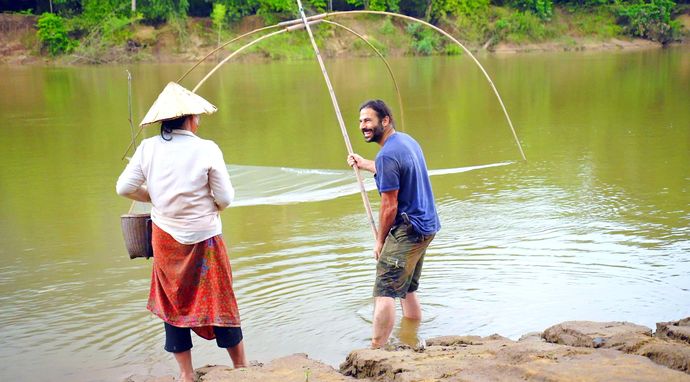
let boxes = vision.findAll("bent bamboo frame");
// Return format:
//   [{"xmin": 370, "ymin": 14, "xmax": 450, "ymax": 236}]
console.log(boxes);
[
  {"xmin": 188, "ymin": 21, "xmax": 405, "ymax": 130},
  {"xmin": 123, "ymin": 10, "xmax": 526, "ymax": 182},
  {"xmin": 186, "ymin": 10, "xmax": 525, "ymax": 161},
  {"xmin": 122, "ymin": 17, "xmax": 408, "ymax": 159},
  {"xmin": 288, "ymin": 10, "xmax": 526, "ymax": 160}
]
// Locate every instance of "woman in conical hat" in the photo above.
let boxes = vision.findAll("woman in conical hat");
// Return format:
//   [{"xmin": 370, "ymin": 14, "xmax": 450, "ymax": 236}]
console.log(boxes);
[{"xmin": 116, "ymin": 82, "xmax": 247, "ymax": 381}]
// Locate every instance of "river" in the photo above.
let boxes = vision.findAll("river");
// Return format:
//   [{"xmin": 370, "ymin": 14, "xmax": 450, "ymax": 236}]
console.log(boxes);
[{"xmin": 0, "ymin": 47, "xmax": 688, "ymax": 381}]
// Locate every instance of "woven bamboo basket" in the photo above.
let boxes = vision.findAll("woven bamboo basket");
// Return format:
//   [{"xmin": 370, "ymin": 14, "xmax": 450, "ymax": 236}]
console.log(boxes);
[{"xmin": 121, "ymin": 213, "xmax": 153, "ymax": 259}]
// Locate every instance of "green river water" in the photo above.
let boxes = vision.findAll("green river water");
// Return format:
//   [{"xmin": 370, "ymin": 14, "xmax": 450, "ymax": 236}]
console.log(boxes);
[{"xmin": 0, "ymin": 47, "xmax": 688, "ymax": 381}]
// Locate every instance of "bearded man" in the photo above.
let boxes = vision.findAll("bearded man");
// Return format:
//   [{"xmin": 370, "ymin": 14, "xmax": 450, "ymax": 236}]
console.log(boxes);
[{"xmin": 347, "ymin": 99, "xmax": 441, "ymax": 348}]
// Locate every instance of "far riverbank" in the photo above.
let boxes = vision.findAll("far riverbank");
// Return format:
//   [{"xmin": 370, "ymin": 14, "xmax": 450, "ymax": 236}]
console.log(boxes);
[{"xmin": 1, "ymin": 9, "xmax": 689, "ymax": 66}]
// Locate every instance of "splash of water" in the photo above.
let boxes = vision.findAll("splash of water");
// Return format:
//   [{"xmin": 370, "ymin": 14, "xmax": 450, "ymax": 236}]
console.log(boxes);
[{"xmin": 130, "ymin": 161, "xmax": 512, "ymax": 212}]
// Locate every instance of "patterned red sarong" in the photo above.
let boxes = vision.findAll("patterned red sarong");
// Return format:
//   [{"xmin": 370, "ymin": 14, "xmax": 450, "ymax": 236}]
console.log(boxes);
[{"xmin": 147, "ymin": 223, "xmax": 241, "ymax": 340}]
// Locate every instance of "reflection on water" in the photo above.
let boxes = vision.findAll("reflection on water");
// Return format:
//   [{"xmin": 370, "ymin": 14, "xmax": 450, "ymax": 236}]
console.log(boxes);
[
  {"xmin": 0, "ymin": 48, "xmax": 689, "ymax": 381},
  {"xmin": 398, "ymin": 318, "xmax": 422, "ymax": 348}
]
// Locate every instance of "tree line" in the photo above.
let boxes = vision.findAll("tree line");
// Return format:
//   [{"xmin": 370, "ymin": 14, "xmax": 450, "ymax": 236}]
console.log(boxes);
[{"xmin": 1, "ymin": 0, "xmax": 686, "ymax": 57}]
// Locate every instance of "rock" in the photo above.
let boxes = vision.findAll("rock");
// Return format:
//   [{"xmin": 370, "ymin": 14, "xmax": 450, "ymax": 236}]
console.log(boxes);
[
  {"xmin": 542, "ymin": 320, "xmax": 690, "ymax": 375},
  {"xmin": 340, "ymin": 335, "xmax": 690, "ymax": 381},
  {"xmin": 518, "ymin": 331, "xmax": 544, "ymax": 343},
  {"xmin": 657, "ymin": 318, "xmax": 690, "ymax": 345},
  {"xmin": 639, "ymin": 341, "xmax": 690, "ymax": 374},
  {"xmin": 425, "ymin": 335, "xmax": 483, "ymax": 346},
  {"xmin": 124, "ymin": 319, "xmax": 690, "ymax": 382},
  {"xmin": 542, "ymin": 321, "xmax": 652, "ymax": 350},
  {"xmin": 195, "ymin": 354, "xmax": 357, "ymax": 382}
]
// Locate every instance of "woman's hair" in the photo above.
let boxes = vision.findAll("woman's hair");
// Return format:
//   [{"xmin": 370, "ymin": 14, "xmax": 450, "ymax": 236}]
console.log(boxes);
[
  {"xmin": 160, "ymin": 116, "xmax": 188, "ymax": 141},
  {"xmin": 359, "ymin": 99, "xmax": 395, "ymax": 128}
]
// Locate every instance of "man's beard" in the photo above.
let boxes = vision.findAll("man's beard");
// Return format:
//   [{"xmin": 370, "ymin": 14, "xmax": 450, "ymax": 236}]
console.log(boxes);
[{"xmin": 364, "ymin": 122, "xmax": 385, "ymax": 143}]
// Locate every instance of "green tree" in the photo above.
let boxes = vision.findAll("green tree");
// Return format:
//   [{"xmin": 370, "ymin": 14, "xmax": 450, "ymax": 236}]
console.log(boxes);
[
  {"xmin": 368, "ymin": 0, "xmax": 400, "ymax": 11},
  {"xmin": 421, "ymin": 0, "xmax": 490, "ymax": 23},
  {"xmin": 510, "ymin": 0, "xmax": 553, "ymax": 20},
  {"xmin": 211, "ymin": 2, "xmax": 227, "ymax": 45},
  {"xmin": 617, "ymin": 0, "xmax": 679, "ymax": 43},
  {"xmin": 137, "ymin": 0, "xmax": 190, "ymax": 23}
]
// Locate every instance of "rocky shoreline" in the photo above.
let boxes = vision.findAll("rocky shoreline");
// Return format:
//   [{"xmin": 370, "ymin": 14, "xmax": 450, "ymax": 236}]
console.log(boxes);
[{"xmin": 125, "ymin": 317, "xmax": 690, "ymax": 381}]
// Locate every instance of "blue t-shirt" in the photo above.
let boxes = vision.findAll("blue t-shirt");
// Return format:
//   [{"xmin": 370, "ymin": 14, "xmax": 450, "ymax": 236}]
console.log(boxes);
[{"xmin": 374, "ymin": 132, "xmax": 440, "ymax": 236}]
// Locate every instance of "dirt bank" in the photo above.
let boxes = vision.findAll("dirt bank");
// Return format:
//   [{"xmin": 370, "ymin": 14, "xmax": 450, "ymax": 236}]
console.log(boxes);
[
  {"xmin": 126, "ymin": 317, "xmax": 690, "ymax": 381},
  {"xmin": 0, "ymin": 13, "xmax": 43, "ymax": 64},
  {"xmin": 1, "ymin": 12, "xmax": 686, "ymax": 66}
]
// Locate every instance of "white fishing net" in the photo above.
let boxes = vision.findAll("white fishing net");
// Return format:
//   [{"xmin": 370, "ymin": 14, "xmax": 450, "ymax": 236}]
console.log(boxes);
[{"xmin": 129, "ymin": 161, "xmax": 512, "ymax": 213}]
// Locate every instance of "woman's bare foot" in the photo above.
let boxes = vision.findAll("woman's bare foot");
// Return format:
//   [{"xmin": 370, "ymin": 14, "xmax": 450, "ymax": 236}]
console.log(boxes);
[{"xmin": 178, "ymin": 371, "xmax": 194, "ymax": 382}]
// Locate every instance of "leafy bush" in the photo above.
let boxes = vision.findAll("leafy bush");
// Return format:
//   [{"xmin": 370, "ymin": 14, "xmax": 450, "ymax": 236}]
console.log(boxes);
[
  {"xmin": 551, "ymin": 0, "xmax": 616, "ymax": 6},
  {"xmin": 429, "ymin": 0, "xmax": 490, "ymax": 21},
  {"xmin": 69, "ymin": 0, "xmax": 132, "ymax": 33},
  {"xmin": 101, "ymin": 14, "xmax": 135, "ymax": 43},
  {"xmin": 138, "ymin": 0, "xmax": 190, "ymax": 24},
  {"xmin": 452, "ymin": 7, "xmax": 491, "ymax": 42},
  {"xmin": 510, "ymin": 0, "xmax": 553, "ymax": 20},
  {"xmin": 406, "ymin": 22, "xmax": 441, "ymax": 54},
  {"xmin": 617, "ymin": 0, "xmax": 680, "ymax": 43},
  {"xmin": 493, "ymin": 8, "xmax": 553, "ymax": 42},
  {"xmin": 36, "ymin": 12, "xmax": 76, "ymax": 56},
  {"xmin": 310, "ymin": 0, "xmax": 328, "ymax": 11},
  {"xmin": 65, "ymin": 0, "xmax": 141, "ymax": 63},
  {"xmin": 379, "ymin": 17, "xmax": 396, "ymax": 35},
  {"xmin": 444, "ymin": 43, "xmax": 462, "ymax": 55},
  {"xmin": 369, "ymin": 0, "xmax": 401, "ymax": 11}
]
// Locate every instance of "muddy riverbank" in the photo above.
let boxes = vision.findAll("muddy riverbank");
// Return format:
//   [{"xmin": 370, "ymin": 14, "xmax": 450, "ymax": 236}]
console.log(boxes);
[{"xmin": 125, "ymin": 317, "xmax": 690, "ymax": 381}]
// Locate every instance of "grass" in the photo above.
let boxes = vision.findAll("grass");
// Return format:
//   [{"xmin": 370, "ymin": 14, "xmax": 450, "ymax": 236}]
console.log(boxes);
[{"xmin": 561, "ymin": 5, "xmax": 623, "ymax": 38}]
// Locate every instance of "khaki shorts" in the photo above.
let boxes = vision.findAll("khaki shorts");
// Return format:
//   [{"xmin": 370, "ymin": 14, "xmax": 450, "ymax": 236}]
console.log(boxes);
[{"xmin": 373, "ymin": 222, "xmax": 435, "ymax": 299}]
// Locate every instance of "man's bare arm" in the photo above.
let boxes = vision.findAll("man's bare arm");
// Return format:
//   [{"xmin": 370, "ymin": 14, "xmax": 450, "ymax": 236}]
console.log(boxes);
[{"xmin": 374, "ymin": 190, "xmax": 398, "ymax": 260}]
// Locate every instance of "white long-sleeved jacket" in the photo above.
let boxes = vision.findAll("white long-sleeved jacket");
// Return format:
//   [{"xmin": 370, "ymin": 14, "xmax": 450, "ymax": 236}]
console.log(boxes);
[{"xmin": 116, "ymin": 129, "xmax": 234, "ymax": 244}]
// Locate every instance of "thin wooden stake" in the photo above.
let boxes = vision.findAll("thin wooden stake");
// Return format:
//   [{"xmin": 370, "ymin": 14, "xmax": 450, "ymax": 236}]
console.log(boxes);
[
  {"xmin": 126, "ymin": 70, "xmax": 135, "ymax": 144},
  {"xmin": 295, "ymin": 0, "xmax": 378, "ymax": 239},
  {"xmin": 126, "ymin": 70, "xmax": 137, "ymax": 214}
]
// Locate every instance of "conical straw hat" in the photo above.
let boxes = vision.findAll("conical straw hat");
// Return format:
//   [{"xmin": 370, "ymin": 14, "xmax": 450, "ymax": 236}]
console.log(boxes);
[{"xmin": 139, "ymin": 82, "xmax": 217, "ymax": 126}]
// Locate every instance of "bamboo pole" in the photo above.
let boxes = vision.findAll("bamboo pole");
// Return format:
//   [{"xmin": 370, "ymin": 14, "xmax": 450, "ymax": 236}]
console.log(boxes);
[{"xmin": 295, "ymin": 0, "xmax": 378, "ymax": 239}]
